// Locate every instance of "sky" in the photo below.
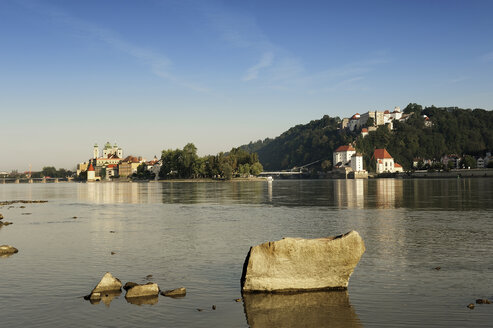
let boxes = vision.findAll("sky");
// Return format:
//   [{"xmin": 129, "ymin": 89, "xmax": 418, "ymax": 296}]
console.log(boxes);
[{"xmin": 1, "ymin": 0, "xmax": 493, "ymax": 171}]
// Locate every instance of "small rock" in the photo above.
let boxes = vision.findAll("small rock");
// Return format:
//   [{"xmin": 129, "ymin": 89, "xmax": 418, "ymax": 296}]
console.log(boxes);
[
  {"xmin": 145, "ymin": 274, "xmax": 153, "ymax": 280},
  {"xmin": 125, "ymin": 282, "xmax": 159, "ymax": 298},
  {"xmin": 123, "ymin": 282, "xmax": 138, "ymax": 291},
  {"xmin": 212, "ymin": 305, "xmax": 216, "ymax": 310},
  {"xmin": 235, "ymin": 298, "xmax": 242, "ymax": 302},
  {"xmin": 21, "ymin": 213, "xmax": 31, "ymax": 215},
  {"xmin": 196, "ymin": 308, "xmax": 203, "ymax": 312},
  {"xmin": 161, "ymin": 287, "xmax": 186, "ymax": 297},
  {"xmin": 434, "ymin": 266, "xmax": 441, "ymax": 271},
  {"xmin": 467, "ymin": 303, "xmax": 475, "ymax": 309},
  {"xmin": 72, "ymin": 216, "xmax": 77, "ymax": 219},
  {"xmin": 110, "ymin": 251, "xmax": 116, "ymax": 255},
  {"xmin": 0, "ymin": 213, "xmax": 3, "ymax": 220},
  {"xmin": 109, "ymin": 231, "xmax": 115, "ymax": 233},
  {"xmin": 19, "ymin": 206, "xmax": 25, "ymax": 208},
  {"xmin": 91, "ymin": 272, "xmax": 122, "ymax": 293},
  {"xmin": 0, "ymin": 245, "xmax": 19, "ymax": 254},
  {"xmin": 1, "ymin": 221, "xmax": 13, "ymax": 226},
  {"xmin": 476, "ymin": 299, "xmax": 492, "ymax": 304}
]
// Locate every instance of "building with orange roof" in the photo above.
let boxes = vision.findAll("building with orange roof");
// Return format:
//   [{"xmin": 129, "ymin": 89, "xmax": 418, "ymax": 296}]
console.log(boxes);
[
  {"xmin": 361, "ymin": 128, "xmax": 368, "ymax": 137},
  {"xmin": 333, "ymin": 145, "xmax": 356, "ymax": 167},
  {"xmin": 87, "ymin": 163, "xmax": 96, "ymax": 182},
  {"xmin": 373, "ymin": 148, "xmax": 403, "ymax": 173}
]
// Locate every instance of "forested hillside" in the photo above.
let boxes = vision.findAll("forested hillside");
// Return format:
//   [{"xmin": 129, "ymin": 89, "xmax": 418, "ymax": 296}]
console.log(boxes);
[{"xmin": 241, "ymin": 104, "xmax": 493, "ymax": 171}]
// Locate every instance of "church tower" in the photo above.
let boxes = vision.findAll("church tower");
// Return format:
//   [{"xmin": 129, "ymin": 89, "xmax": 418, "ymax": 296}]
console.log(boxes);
[
  {"xmin": 87, "ymin": 163, "xmax": 96, "ymax": 182},
  {"xmin": 93, "ymin": 144, "xmax": 99, "ymax": 159}
]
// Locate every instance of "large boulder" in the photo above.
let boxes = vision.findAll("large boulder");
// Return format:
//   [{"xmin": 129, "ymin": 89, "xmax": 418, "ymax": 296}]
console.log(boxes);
[
  {"xmin": 241, "ymin": 231, "xmax": 365, "ymax": 292},
  {"xmin": 125, "ymin": 282, "xmax": 159, "ymax": 298},
  {"xmin": 0, "ymin": 245, "xmax": 18, "ymax": 255}
]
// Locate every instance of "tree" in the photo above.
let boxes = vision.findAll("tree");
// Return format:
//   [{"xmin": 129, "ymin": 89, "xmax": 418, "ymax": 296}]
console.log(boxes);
[
  {"xmin": 220, "ymin": 163, "xmax": 233, "ymax": 180},
  {"xmin": 42, "ymin": 166, "xmax": 57, "ymax": 178},
  {"xmin": 321, "ymin": 160, "xmax": 331, "ymax": 172},
  {"xmin": 250, "ymin": 162, "xmax": 263, "ymax": 176},
  {"xmin": 460, "ymin": 155, "xmax": 476, "ymax": 169}
]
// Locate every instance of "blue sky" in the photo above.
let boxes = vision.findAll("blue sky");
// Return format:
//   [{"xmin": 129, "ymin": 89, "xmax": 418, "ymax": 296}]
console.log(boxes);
[{"xmin": 1, "ymin": 0, "xmax": 492, "ymax": 171}]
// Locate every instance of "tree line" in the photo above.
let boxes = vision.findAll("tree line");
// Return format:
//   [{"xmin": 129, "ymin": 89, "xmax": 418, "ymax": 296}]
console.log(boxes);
[
  {"xmin": 239, "ymin": 103, "xmax": 493, "ymax": 172},
  {"xmin": 159, "ymin": 143, "xmax": 263, "ymax": 180}
]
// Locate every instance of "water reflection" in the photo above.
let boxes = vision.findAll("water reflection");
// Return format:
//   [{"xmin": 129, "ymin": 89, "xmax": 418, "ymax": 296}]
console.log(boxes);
[
  {"xmin": 373, "ymin": 179, "xmax": 403, "ymax": 209},
  {"xmin": 89, "ymin": 291, "xmax": 122, "ymax": 307},
  {"xmin": 73, "ymin": 178, "xmax": 493, "ymax": 210},
  {"xmin": 125, "ymin": 295, "xmax": 159, "ymax": 306},
  {"xmin": 243, "ymin": 291, "xmax": 361, "ymax": 328}
]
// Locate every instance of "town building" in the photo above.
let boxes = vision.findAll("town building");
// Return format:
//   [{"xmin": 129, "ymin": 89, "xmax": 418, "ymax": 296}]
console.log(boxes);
[
  {"xmin": 118, "ymin": 156, "xmax": 142, "ymax": 177},
  {"xmin": 350, "ymin": 153, "xmax": 364, "ymax": 172},
  {"xmin": 146, "ymin": 156, "xmax": 162, "ymax": 180},
  {"xmin": 333, "ymin": 145, "xmax": 356, "ymax": 167},
  {"xmin": 373, "ymin": 148, "xmax": 403, "ymax": 174},
  {"xmin": 361, "ymin": 128, "xmax": 368, "ymax": 137},
  {"xmin": 87, "ymin": 163, "xmax": 96, "ymax": 182},
  {"xmin": 441, "ymin": 154, "xmax": 460, "ymax": 169}
]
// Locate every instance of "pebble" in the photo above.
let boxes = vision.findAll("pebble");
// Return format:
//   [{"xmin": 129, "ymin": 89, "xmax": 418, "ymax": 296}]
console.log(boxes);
[
  {"xmin": 212, "ymin": 305, "xmax": 216, "ymax": 310},
  {"xmin": 476, "ymin": 299, "xmax": 492, "ymax": 304},
  {"xmin": 467, "ymin": 303, "xmax": 475, "ymax": 309},
  {"xmin": 434, "ymin": 266, "xmax": 441, "ymax": 270},
  {"xmin": 235, "ymin": 298, "xmax": 242, "ymax": 302}
]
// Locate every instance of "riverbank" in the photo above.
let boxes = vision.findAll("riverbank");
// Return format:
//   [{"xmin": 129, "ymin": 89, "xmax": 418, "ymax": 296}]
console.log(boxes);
[{"xmin": 399, "ymin": 168, "xmax": 493, "ymax": 179}]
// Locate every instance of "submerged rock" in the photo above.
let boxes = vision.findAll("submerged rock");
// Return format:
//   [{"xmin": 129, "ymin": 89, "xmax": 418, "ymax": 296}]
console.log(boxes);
[
  {"xmin": 467, "ymin": 303, "xmax": 475, "ymax": 309},
  {"xmin": 125, "ymin": 282, "xmax": 159, "ymax": 298},
  {"xmin": 0, "ymin": 213, "xmax": 3, "ymax": 220},
  {"xmin": 241, "ymin": 231, "xmax": 365, "ymax": 292},
  {"xmin": 0, "ymin": 245, "xmax": 19, "ymax": 255},
  {"xmin": 161, "ymin": 287, "xmax": 186, "ymax": 297},
  {"xmin": 123, "ymin": 282, "xmax": 138, "ymax": 291}
]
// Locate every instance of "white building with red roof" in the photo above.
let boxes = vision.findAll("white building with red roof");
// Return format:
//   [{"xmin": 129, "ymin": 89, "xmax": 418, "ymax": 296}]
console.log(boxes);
[
  {"xmin": 373, "ymin": 148, "xmax": 403, "ymax": 173},
  {"xmin": 361, "ymin": 128, "xmax": 368, "ymax": 137},
  {"xmin": 87, "ymin": 163, "xmax": 96, "ymax": 182},
  {"xmin": 333, "ymin": 145, "xmax": 356, "ymax": 167}
]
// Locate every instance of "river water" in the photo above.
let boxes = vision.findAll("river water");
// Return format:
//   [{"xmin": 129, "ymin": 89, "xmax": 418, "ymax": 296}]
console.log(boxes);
[{"xmin": 1, "ymin": 179, "xmax": 492, "ymax": 327}]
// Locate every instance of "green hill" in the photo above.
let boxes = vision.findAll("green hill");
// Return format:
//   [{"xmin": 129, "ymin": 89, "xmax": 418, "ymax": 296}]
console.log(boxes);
[{"xmin": 240, "ymin": 104, "xmax": 493, "ymax": 171}]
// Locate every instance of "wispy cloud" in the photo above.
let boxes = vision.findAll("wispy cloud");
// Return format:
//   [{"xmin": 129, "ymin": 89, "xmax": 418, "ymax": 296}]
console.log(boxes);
[
  {"xmin": 18, "ymin": 0, "xmax": 209, "ymax": 93},
  {"xmin": 243, "ymin": 52, "xmax": 274, "ymax": 81},
  {"xmin": 198, "ymin": 2, "xmax": 299, "ymax": 83},
  {"xmin": 198, "ymin": 1, "xmax": 388, "ymax": 92}
]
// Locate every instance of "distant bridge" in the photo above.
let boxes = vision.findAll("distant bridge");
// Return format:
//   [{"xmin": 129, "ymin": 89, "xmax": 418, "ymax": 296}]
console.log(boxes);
[
  {"xmin": 1, "ymin": 177, "xmax": 74, "ymax": 184},
  {"xmin": 259, "ymin": 159, "xmax": 323, "ymax": 177}
]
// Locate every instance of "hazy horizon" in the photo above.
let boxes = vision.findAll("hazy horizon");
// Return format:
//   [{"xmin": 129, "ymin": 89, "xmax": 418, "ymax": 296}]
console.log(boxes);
[{"xmin": 1, "ymin": 0, "xmax": 493, "ymax": 171}]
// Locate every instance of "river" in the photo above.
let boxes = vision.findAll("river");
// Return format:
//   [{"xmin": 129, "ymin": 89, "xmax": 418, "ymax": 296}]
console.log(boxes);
[{"xmin": 1, "ymin": 178, "xmax": 492, "ymax": 327}]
